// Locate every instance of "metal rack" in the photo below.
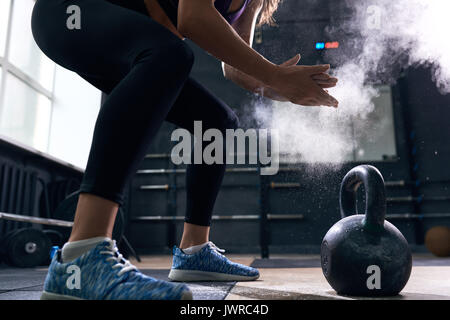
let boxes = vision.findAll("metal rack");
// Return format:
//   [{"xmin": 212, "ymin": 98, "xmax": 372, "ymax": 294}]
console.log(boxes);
[{"xmin": 130, "ymin": 153, "xmax": 450, "ymax": 258}]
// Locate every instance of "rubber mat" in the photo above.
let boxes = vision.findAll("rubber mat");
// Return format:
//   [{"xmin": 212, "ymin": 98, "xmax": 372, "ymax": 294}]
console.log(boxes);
[
  {"xmin": 250, "ymin": 257, "xmax": 450, "ymax": 268},
  {"xmin": 250, "ymin": 258, "xmax": 321, "ymax": 268},
  {"xmin": 0, "ymin": 267, "xmax": 235, "ymax": 300},
  {"xmin": 141, "ymin": 269, "xmax": 235, "ymax": 300}
]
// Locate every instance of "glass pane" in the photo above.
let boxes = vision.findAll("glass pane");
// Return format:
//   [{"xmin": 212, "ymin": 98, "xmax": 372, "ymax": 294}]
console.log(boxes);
[
  {"xmin": 272, "ymin": 102, "xmax": 354, "ymax": 164},
  {"xmin": 271, "ymin": 85, "xmax": 397, "ymax": 163},
  {"xmin": 0, "ymin": 73, "xmax": 52, "ymax": 152},
  {"xmin": 9, "ymin": 0, "xmax": 55, "ymax": 90},
  {"xmin": 354, "ymin": 86, "xmax": 397, "ymax": 161},
  {"xmin": 0, "ymin": 0, "xmax": 11, "ymax": 56}
]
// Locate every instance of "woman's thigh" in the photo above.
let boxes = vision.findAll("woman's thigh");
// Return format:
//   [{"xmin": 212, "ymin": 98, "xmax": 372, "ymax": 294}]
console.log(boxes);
[
  {"xmin": 165, "ymin": 78, "xmax": 240, "ymax": 133},
  {"xmin": 31, "ymin": 0, "xmax": 183, "ymax": 83}
]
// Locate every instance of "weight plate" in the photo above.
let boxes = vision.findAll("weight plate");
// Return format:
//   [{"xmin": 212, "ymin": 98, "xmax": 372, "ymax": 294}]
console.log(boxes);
[
  {"xmin": 1, "ymin": 229, "xmax": 17, "ymax": 254},
  {"xmin": 7, "ymin": 228, "xmax": 52, "ymax": 268},
  {"xmin": 53, "ymin": 191, "xmax": 125, "ymax": 242},
  {"xmin": 114, "ymin": 209, "xmax": 125, "ymax": 243},
  {"xmin": 0, "ymin": 229, "xmax": 20, "ymax": 264},
  {"xmin": 43, "ymin": 229, "xmax": 64, "ymax": 247}
]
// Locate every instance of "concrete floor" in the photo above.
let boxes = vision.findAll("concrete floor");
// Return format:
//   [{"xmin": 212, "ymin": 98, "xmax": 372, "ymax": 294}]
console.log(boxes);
[{"xmin": 0, "ymin": 254, "xmax": 449, "ymax": 300}]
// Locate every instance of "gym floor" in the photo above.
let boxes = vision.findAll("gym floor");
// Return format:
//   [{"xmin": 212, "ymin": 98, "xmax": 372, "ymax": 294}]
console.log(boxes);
[{"xmin": 1, "ymin": 254, "xmax": 449, "ymax": 300}]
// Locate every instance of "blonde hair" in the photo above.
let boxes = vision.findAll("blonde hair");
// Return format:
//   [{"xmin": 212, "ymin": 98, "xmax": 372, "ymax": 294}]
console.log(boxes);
[{"xmin": 257, "ymin": 0, "xmax": 282, "ymax": 26}]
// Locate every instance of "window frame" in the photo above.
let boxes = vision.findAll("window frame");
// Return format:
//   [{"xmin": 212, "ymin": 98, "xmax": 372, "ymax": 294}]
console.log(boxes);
[{"xmin": 0, "ymin": 0, "xmax": 56, "ymax": 151}]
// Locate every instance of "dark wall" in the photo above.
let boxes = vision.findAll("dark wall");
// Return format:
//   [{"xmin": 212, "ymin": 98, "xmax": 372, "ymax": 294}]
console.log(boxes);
[
  {"xmin": 0, "ymin": 137, "xmax": 83, "ymax": 236},
  {"xmin": 398, "ymin": 67, "xmax": 450, "ymax": 242},
  {"xmin": 124, "ymin": 0, "xmax": 450, "ymax": 256},
  {"xmin": 3, "ymin": 1, "xmax": 448, "ymax": 257}
]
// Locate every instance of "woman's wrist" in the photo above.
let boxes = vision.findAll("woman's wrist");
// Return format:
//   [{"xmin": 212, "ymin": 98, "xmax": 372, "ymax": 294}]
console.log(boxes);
[
  {"xmin": 257, "ymin": 63, "xmax": 282, "ymax": 89},
  {"xmin": 225, "ymin": 64, "xmax": 265, "ymax": 92},
  {"xmin": 258, "ymin": 62, "xmax": 280, "ymax": 87},
  {"xmin": 225, "ymin": 66, "xmax": 288, "ymax": 102}
]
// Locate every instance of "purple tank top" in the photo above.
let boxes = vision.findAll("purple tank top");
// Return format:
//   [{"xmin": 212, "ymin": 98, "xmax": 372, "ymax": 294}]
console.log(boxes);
[
  {"xmin": 157, "ymin": 0, "xmax": 251, "ymax": 26},
  {"xmin": 215, "ymin": 0, "xmax": 251, "ymax": 25}
]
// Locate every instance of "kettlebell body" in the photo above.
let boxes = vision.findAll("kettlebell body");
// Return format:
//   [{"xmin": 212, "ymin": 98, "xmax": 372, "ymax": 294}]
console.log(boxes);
[{"xmin": 321, "ymin": 165, "xmax": 412, "ymax": 296}]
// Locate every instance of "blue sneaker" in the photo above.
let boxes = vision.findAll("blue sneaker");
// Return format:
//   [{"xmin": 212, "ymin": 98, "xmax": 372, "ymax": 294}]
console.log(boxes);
[
  {"xmin": 168, "ymin": 241, "xmax": 259, "ymax": 282},
  {"xmin": 41, "ymin": 239, "xmax": 192, "ymax": 300}
]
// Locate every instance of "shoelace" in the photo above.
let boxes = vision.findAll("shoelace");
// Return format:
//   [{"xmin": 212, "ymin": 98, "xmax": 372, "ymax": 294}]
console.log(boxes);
[
  {"xmin": 207, "ymin": 241, "xmax": 226, "ymax": 256},
  {"xmin": 100, "ymin": 240, "xmax": 137, "ymax": 276}
]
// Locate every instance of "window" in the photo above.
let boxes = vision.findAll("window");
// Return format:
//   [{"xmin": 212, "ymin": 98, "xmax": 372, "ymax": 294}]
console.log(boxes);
[
  {"xmin": 272, "ymin": 85, "xmax": 397, "ymax": 163},
  {"xmin": 1, "ymin": 73, "xmax": 52, "ymax": 151},
  {"xmin": 9, "ymin": 0, "xmax": 55, "ymax": 91},
  {"xmin": 0, "ymin": 0, "xmax": 10, "ymax": 56},
  {"xmin": 352, "ymin": 86, "xmax": 397, "ymax": 161},
  {"xmin": 0, "ymin": 0, "xmax": 56, "ymax": 152}
]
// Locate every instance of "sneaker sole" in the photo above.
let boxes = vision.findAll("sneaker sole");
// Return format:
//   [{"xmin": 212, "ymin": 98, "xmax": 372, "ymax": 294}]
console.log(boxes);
[
  {"xmin": 40, "ymin": 291, "xmax": 83, "ymax": 300},
  {"xmin": 181, "ymin": 290, "xmax": 193, "ymax": 300},
  {"xmin": 40, "ymin": 290, "xmax": 192, "ymax": 300},
  {"xmin": 168, "ymin": 269, "xmax": 259, "ymax": 282}
]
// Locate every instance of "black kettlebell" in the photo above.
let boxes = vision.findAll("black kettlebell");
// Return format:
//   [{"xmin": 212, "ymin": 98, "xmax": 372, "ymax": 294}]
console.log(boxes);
[{"xmin": 320, "ymin": 165, "xmax": 412, "ymax": 296}]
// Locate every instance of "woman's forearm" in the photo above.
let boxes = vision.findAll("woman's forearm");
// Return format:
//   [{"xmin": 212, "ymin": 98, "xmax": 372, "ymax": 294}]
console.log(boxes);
[
  {"xmin": 223, "ymin": 63, "xmax": 288, "ymax": 101},
  {"xmin": 223, "ymin": 63, "xmax": 261, "ymax": 92},
  {"xmin": 178, "ymin": 0, "xmax": 278, "ymax": 86},
  {"xmin": 178, "ymin": 0, "xmax": 339, "ymax": 107}
]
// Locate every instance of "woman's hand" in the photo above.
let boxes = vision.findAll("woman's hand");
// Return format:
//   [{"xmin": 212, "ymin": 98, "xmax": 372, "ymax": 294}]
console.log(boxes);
[
  {"xmin": 224, "ymin": 53, "xmax": 339, "ymax": 104},
  {"xmin": 258, "ymin": 54, "xmax": 338, "ymax": 103},
  {"xmin": 267, "ymin": 62, "xmax": 339, "ymax": 107},
  {"xmin": 281, "ymin": 54, "xmax": 338, "ymax": 89}
]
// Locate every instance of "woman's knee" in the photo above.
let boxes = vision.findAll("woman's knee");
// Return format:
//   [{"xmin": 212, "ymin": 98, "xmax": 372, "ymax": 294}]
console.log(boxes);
[
  {"xmin": 166, "ymin": 40, "xmax": 194, "ymax": 72},
  {"xmin": 139, "ymin": 39, "xmax": 194, "ymax": 76},
  {"xmin": 132, "ymin": 34, "xmax": 194, "ymax": 79},
  {"xmin": 225, "ymin": 110, "xmax": 240, "ymax": 131},
  {"xmin": 178, "ymin": 41, "xmax": 195, "ymax": 70},
  {"xmin": 209, "ymin": 108, "xmax": 240, "ymax": 134}
]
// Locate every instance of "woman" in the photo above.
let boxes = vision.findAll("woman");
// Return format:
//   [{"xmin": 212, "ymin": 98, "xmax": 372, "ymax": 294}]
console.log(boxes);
[{"xmin": 32, "ymin": 0, "xmax": 338, "ymax": 300}]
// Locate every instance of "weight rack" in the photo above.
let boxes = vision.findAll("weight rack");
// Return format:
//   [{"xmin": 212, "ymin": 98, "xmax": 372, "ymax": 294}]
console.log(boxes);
[{"xmin": 131, "ymin": 153, "xmax": 450, "ymax": 258}]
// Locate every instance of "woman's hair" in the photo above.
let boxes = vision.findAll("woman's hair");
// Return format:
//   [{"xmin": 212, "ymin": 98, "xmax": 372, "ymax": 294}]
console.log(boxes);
[{"xmin": 258, "ymin": 0, "xmax": 282, "ymax": 26}]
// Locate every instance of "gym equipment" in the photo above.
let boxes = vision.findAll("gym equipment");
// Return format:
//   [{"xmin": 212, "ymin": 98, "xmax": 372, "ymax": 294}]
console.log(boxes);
[
  {"xmin": 1, "ymin": 191, "xmax": 125, "ymax": 244},
  {"xmin": 387, "ymin": 213, "xmax": 450, "ymax": 219},
  {"xmin": 0, "ymin": 212, "xmax": 73, "ymax": 227},
  {"xmin": 425, "ymin": 226, "xmax": 450, "ymax": 257},
  {"xmin": 320, "ymin": 165, "xmax": 412, "ymax": 296},
  {"xmin": 5, "ymin": 228, "xmax": 52, "ymax": 268},
  {"xmin": 0, "ymin": 229, "xmax": 20, "ymax": 265},
  {"xmin": 0, "ymin": 192, "xmax": 141, "ymax": 267},
  {"xmin": 51, "ymin": 191, "xmax": 125, "ymax": 243},
  {"xmin": 43, "ymin": 229, "xmax": 64, "ymax": 247},
  {"xmin": 132, "ymin": 213, "xmax": 304, "ymax": 222},
  {"xmin": 0, "ymin": 191, "xmax": 130, "ymax": 267}
]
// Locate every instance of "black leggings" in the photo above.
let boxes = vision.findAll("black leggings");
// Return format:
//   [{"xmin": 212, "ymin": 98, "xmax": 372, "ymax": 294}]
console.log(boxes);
[{"xmin": 31, "ymin": 0, "xmax": 239, "ymax": 226}]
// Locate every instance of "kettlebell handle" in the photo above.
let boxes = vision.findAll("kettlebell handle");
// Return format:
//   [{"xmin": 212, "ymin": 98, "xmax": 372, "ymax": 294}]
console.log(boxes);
[{"xmin": 340, "ymin": 165, "xmax": 387, "ymax": 227}]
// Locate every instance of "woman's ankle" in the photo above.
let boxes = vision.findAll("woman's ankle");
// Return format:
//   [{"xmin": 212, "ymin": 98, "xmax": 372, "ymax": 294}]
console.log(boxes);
[
  {"xmin": 179, "ymin": 222, "xmax": 210, "ymax": 249},
  {"xmin": 68, "ymin": 232, "xmax": 111, "ymax": 243},
  {"xmin": 179, "ymin": 240, "xmax": 208, "ymax": 249}
]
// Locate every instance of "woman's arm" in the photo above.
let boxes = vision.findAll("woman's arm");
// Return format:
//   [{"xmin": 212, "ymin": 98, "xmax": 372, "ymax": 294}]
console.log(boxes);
[
  {"xmin": 144, "ymin": 0, "xmax": 184, "ymax": 39},
  {"xmin": 222, "ymin": 0, "xmax": 337, "ymax": 102},
  {"xmin": 221, "ymin": 0, "xmax": 278, "ymax": 97},
  {"xmin": 178, "ymin": 0, "xmax": 338, "ymax": 107},
  {"xmin": 221, "ymin": 0, "xmax": 295, "ymax": 101},
  {"xmin": 178, "ymin": 0, "xmax": 276, "ymax": 85}
]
